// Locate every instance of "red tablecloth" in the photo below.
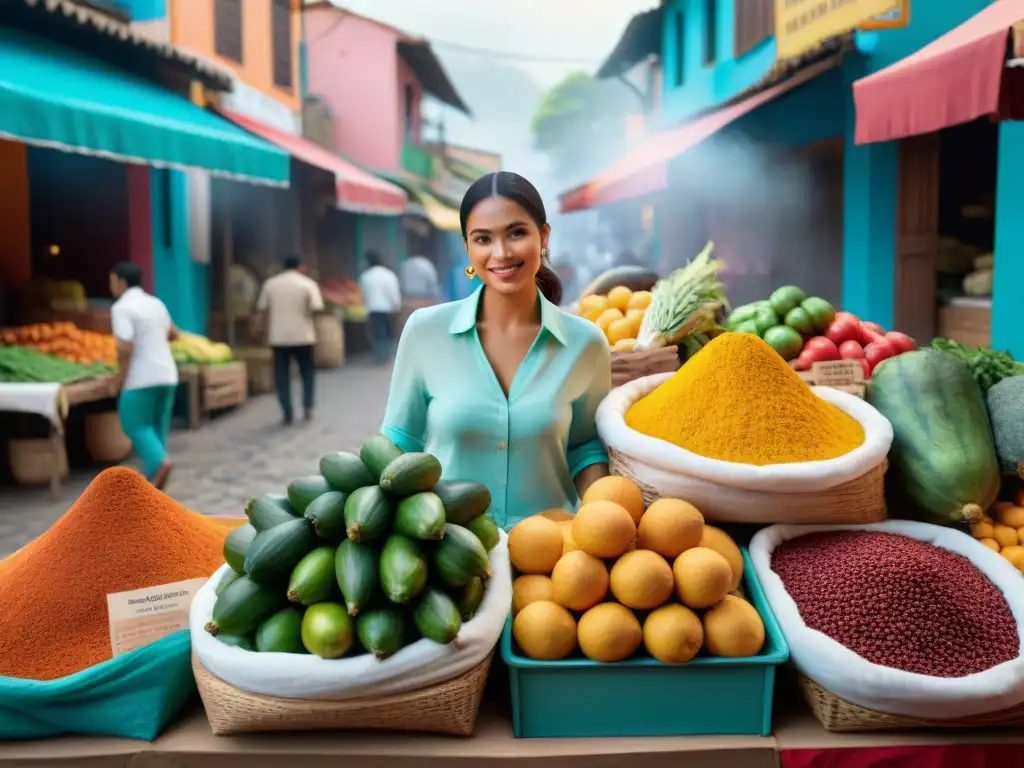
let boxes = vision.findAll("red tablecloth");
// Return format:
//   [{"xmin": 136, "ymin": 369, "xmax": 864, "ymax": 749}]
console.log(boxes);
[{"xmin": 784, "ymin": 744, "xmax": 1024, "ymax": 768}]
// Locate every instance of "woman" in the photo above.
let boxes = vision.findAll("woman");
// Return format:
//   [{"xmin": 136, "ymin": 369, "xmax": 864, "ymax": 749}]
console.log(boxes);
[{"xmin": 381, "ymin": 172, "xmax": 611, "ymax": 527}]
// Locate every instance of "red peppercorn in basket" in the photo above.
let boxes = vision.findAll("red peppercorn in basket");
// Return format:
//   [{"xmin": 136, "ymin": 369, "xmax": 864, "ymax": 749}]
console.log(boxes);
[{"xmin": 749, "ymin": 521, "xmax": 1024, "ymax": 721}]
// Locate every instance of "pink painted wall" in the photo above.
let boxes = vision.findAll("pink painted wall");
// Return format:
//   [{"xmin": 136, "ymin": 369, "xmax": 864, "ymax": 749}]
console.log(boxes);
[{"xmin": 305, "ymin": 8, "xmax": 422, "ymax": 172}]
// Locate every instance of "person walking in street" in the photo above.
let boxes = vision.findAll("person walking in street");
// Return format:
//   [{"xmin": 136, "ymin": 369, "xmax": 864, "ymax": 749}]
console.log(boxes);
[
  {"xmin": 255, "ymin": 254, "xmax": 324, "ymax": 425},
  {"xmin": 359, "ymin": 251, "xmax": 402, "ymax": 363},
  {"xmin": 109, "ymin": 262, "xmax": 179, "ymax": 490},
  {"xmin": 401, "ymin": 254, "xmax": 442, "ymax": 301}
]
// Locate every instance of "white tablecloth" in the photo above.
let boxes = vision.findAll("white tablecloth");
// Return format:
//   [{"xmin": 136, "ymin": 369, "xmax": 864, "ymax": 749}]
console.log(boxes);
[{"xmin": 0, "ymin": 383, "xmax": 64, "ymax": 428}]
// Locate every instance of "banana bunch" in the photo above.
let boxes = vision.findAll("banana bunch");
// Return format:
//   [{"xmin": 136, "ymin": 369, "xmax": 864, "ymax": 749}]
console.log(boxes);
[{"xmin": 172, "ymin": 332, "xmax": 232, "ymax": 365}]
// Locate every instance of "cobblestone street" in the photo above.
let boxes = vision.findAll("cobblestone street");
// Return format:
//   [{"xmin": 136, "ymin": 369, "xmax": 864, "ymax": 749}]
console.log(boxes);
[{"xmin": 0, "ymin": 360, "xmax": 393, "ymax": 557}]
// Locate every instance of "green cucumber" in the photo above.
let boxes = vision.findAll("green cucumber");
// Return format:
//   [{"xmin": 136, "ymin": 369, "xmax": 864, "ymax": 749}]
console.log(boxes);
[
  {"xmin": 319, "ymin": 451, "xmax": 375, "ymax": 492},
  {"xmin": 393, "ymin": 492, "xmax": 447, "ymax": 541},
  {"xmin": 457, "ymin": 576, "xmax": 485, "ymax": 621},
  {"xmin": 206, "ymin": 575, "xmax": 283, "ymax": 636},
  {"xmin": 344, "ymin": 485, "xmax": 395, "ymax": 542},
  {"xmin": 255, "ymin": 607, "xmax": 305, "ymax": 653},
  {"xmin": 433, "ymin": 480, "xmax": 491, "ymax": 524},
  {"xmin": 244, "ymin": 518, "xmax": 317, "ymax": 585},
  {"xmin": 304, "ymin": 491, "xmax": 349, "ymax": 541},
  {"xmin": 217, "ymin": 634, "xmax": 253, "ymax": 650},
  {"xmin": 287, "ymin": 546, "xmax": 338, "ymax": 605},
  {"xmin": 434, "ymin": 523, "xmax": 491, "ymax": 587},
  {"xmin": 379, "ymin": 452, "xmax": 443, "ymax": 496},
  {"xmin": 465, "ymin": 515, "xmax": 500, "ymax": 552},
  {"xmin": 215, "ymin": 568, "xmax": 242, "ymax": 596},
  {"xmin": 335, "ymin": 539, "xmax": 379, "ymax": 616},
  {"xmin": 360, "ymin": 435, "xmax": 403, "ymax": 481},
  {"xmin": 413, "ymin": 587, "xmax": 462, "ymax": 645},
  {"xmin": 245, "ymin": 493, "xmax": 298, "ymax": 531},
  {"xmin": 380, "ymin": 534, "xmax": 428, "ymax": 604},
  {"xmin": 223, "ymin": 523, "xmax": 257, "ymax": 573},
  {"xmin": 866, "ymin": 349, "xmax": 1000, "ymax": 524},
  {"xmin": 301, "ymin": 602, "xmax": 354, "ymax": 659},
  {"xmin": 286, "ymin": 475, "xmax": 333, "ymax": 513},
  {"xmin": 355, "ymin": 607, "xmax": 408, "ymax": 659}
]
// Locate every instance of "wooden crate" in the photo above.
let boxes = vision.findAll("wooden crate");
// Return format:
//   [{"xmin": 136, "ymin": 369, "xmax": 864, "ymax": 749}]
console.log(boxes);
[
  {"xmin": 201, "ymin": 361, "xmax": 248, "ymax": 413},
  {"xmin": 611, "ymin": 346, "xmax": 680, "ymax": 388},
  {"xmin": 231, "ymin": 348, "xmax": 275, "ymax": 395},
  {"xmin": 937, "ymin": 304, "xmax": 991, "ymax": 347}
]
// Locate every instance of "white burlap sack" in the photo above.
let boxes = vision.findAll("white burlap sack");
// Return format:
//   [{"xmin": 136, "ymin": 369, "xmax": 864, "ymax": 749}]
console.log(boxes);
[
  {"xmin": 190, "ymin": 531, "xmax": 511, "ymax": 700},
  {"xmin": 596, "ymin": 373, "xmax": 893, "ymax": 521},
  {"xmin": 750, "ymin": 521, "xmax": 1024, "ymax": 720}
]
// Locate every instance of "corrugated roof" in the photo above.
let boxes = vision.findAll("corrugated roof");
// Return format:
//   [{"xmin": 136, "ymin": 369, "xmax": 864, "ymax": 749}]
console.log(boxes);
[{"xmin": 597, "ymin": 7, "xmax": 662, "ymax": 79}]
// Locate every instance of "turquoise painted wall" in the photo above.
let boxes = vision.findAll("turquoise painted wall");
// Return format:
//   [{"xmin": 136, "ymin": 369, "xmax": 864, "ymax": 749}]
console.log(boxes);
[
  {"xmin": 118, "ymin": 0, "xmax": 166, "ymax": 21},
  {"xmin": 659, "ymin": 0, "xmax": 775, "ymax": 127},
  {"xmin": 151, "ymin": 168, "xmax": 207, "ymax": 334},
  {"xmin": 726, "ymin": 67, "xmax": 845, "ymax": 147},
  {"xmin": 992, "ymin": 122, "xmax": 1024, "ymax": 359}
]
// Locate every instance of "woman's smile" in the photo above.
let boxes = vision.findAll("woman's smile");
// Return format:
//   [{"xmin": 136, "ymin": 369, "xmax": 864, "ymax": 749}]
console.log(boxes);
[{"xmin": 488, "ymin": 261, "xmax": 526, "ymax": 279}]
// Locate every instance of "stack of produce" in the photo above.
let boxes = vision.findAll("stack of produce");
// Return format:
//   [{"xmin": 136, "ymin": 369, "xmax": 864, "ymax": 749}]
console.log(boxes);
[
  {"xmin": 509, "ymin": 476, "xmax": 765, "ymax": 664},
  {"xmin": 0, "ymin": 468, "xmax": 233, "ymax": 680},
  {"xmin": 578, "ymin": 265, "xmax": 658, "ymax": 300},
  {"xmin": 988, "ymin": 376, "xmax": 1024, "ymax": 480},
  {"xmin": 867, "ymin": 349, "xmax": 1000, "ymax": 526},
  {"xmin": 0, "ymin": 345, "xmax": 112, "ymax": 383},
  {"xmin": 0, "ymin": 322, "xmax": 116, "ymax": 366},
  {"xmin": 320, "ymin": 278, "xmax": 368, "ymax": 321},
  {"xmin": 962, "ymin": 252, "xmax": 994, "ymax": 297},
  {"xmin": 29, "ymin": 278, "xmax": 87, "ymax": 312},
  {"xmin": 771, "ymin": 530, "xmax": 1019, "ymax": 678},
  {"xmin": 727, "ymin": 287, "xmax": 917, "ymax": 375},
  {"xmin": 171, "ymin": 332, "xmax": 233, "ymax": 365},
  {"xmin": 624, "ymin": 332, "xmax": 865, "ymax": 466},
  {"xmin": 931, "ymin": 337, "xmax": 1024, "ymax": 393},
  {"xmin": 969, "ymin": 494, "xmax": 1024, "ymax": 571},
  {"xmin": 577, "ymin": 243, "xmax": 726, "ymax": 356},
  {"xmin": 207, "ymin": 436, "xmax": 500, "ymax": 659}
]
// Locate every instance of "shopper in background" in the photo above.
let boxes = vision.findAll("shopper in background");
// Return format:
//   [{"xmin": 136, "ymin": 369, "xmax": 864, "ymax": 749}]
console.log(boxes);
[
  {"xmin": 359, "ymin": 250, "xmax": 402, "ymax": 363},
  {"xmin": 254, "ymin": 254, "xmax": 324, "ymax": 426},
  {"xmin": 401, "ymin": 254, "xmax": 442, "ymax": 301},
  {"xmin": 109, "ymin": 262, "xmax": 179, "ymax": 489}
]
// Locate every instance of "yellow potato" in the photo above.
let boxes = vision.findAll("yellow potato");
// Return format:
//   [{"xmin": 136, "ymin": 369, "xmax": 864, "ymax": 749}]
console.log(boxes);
[
  {"xmin": 595, "ymin": 308, "xmax": 624, "ymax": 333},
  {"xmin": 606, "ymin": 286, "xmax": 632, "ymax": 312}
]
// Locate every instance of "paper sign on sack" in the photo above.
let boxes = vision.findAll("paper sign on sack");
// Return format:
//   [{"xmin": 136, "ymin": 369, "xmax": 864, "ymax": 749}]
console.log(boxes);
[
  {"xmin": 811, "ymin": 360, "xmax": 865, "ymax": 385},
  {"xmin": 107, "ymin": 578, "xmax": 207, "ymax": 657}
]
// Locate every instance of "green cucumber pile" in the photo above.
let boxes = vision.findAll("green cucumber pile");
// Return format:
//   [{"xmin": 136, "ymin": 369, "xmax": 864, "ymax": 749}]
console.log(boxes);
[
  {"xmin": 206, "ymin": 435, "xmax": 499, "ymax": 659},
  {"xmin": 0, "ymin": 345, "xmax": 112, "ymax": 384}
]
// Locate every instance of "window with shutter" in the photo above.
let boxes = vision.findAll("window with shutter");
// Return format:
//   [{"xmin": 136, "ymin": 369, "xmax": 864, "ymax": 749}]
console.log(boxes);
[
  {"xmin": 734, "ymin": 0, "xmax": 775, "ymax": 58},
  {"xmin": 214, "ymin": 0, "xmax": 243, "ymax": 62},
  {"xmin": 271, "ymin": 0, "xmax": 293, "ymax": 90}
]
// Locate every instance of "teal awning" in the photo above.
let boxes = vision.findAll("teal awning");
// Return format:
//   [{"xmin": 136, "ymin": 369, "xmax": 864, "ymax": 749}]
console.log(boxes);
[{"xmin": 0, "ymin": 28, "xmax": 289, "ymax": 186}]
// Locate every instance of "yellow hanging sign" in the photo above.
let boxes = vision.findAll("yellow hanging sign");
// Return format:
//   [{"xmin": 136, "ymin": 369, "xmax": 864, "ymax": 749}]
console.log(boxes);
[{"xmin": 775, "ymin": 0, "xmax": 901, "ymax": 59}]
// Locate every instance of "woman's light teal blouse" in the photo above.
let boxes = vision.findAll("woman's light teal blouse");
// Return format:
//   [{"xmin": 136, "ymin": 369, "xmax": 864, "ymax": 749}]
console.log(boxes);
[{"xmin": 381, "ymin": 287, "xmax": 611, "ymax": 527}]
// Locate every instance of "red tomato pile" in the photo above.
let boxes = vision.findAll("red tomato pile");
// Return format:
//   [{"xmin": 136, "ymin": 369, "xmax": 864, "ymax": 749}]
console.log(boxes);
[{"xmin": 790, "ymin": 312, "xmax": 918, "ymax": 377}]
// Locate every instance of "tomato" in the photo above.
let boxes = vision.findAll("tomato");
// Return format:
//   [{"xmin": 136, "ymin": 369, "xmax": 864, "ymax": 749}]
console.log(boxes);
[
  {"xmin": 860, "ymin": 358, "xmax": 872, "ymax": 379},
  {"xmin": 839, "ymin": 340, "xmax": 865, "ymax": 359},
  {"xmin": 793, "ymin": 351, "xmax": 814, "ymax": 371},
  {"xmin": 826, "ymin": 316, "xmax": 862, "ymax": 346},
  {"xmin": 861, "ymin": 325, "xmax": 884, "ymax": 345},
  {"xmin": 885, "ymin": 331, "xmax": 918, "ymax": 353},
  {"xmin": 833, "ymin": 311, "xmax": 860, "ymax": 324},
  {"xmin": 802, "ymin": 336, "xmax": 840, "ymax": 362},
  {"xmin": 864, "ymin": 339, "xmax": 897, "ymax": 370}
]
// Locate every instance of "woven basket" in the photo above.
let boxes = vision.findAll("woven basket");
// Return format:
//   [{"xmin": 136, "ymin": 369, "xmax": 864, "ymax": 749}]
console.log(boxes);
[
  {"xmin": 8, "ymin": 438, "xmax": 68, "ymax": 486},
  {"xmin": 313, "ymin": 313, "xmax": 344, "ymax": 370},
  {"xmin": 193, "ymin": 653, "xmax": 493, "ymax": 736},
  {"xmin": 608, "ymin": 448, "xmax": 888, "ymax": 525},
  {"xmin": 83, "ymin": 411, "xmax": 132, "ymax": 463},
  {"xmin": 611, "ymin": 346, "xmax": 679, "ymax": 388},
  {"xmin": 799, "ymin": 674, "xmax": 1024, "ymax": 732}
]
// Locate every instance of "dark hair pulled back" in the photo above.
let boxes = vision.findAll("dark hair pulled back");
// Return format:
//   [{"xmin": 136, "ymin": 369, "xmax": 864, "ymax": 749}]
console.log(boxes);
[
  {"xmin": 110, "ymin": 261, "xmax": 142, "ymax": 288},
  {"xmin": 459, "ymin": 171, "xmax": 563, "ymax": 305}
]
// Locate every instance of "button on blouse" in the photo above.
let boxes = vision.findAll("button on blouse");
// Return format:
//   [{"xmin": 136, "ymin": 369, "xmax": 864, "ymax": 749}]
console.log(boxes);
[{"xmin": 381, "ymin": 287, "xmax": 611, "ymax": 528}]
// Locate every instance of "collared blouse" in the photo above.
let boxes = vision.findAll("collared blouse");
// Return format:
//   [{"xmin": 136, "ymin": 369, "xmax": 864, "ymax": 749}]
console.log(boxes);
[{"xmin": 381, "ymin": 287, "xmax": 611, "ymax": 527}]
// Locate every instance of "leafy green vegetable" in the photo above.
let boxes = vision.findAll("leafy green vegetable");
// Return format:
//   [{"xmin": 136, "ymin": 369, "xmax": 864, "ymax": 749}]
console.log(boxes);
[
  {"xmin": 0, "ymin": 345, "xmax": 112, "ymax": 384},
  {"xmin": 930, "ymin": 338, "xmax": 1024, "ymax": 393}
]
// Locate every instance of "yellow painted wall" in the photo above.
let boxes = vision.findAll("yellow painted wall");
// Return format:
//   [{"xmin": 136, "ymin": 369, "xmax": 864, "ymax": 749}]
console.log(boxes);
[
  {"xmin": 0, "ymin": 140, "xmax": 32, "ymax": 288},
  {"xmin": 169, "ymin": 0, "xmax": 301, "ymax": 112}
]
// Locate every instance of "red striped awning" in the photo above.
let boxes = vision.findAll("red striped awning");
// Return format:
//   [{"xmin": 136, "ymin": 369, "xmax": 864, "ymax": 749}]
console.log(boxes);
[
  {"xmin": 854, "ymin": 0, "xmax": 1024, "ymax": 145},
  {"xmin": 559, "ymin": 60, "xmax": 835, "ymax": 214},
  {"xmin": 219, "ymin": 109, "xmax": 408, "ymax": 215}
]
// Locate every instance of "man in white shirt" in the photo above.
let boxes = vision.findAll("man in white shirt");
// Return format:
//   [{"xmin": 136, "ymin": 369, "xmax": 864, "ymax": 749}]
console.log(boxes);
[
  {"xmin": 400, "ymin": 254, "xmax": 442, "ymax": 301},
  {"xmin": 109, "ymin": 262, "xmax": 180, "ymax": 490},
  {"xmin": 255, "ymin": 254, "xmax": 325, "ymax": 425},
  {"xmin": 358, "ymin": 251, "xmax": 401, "ymax": 363}
]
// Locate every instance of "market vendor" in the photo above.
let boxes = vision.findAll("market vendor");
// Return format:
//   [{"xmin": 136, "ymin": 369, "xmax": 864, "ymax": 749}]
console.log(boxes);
[
  {"xmin": 381, "ymin": 171, "xmax": 611, "ymax": 527},
  {"xmin": 109, "ymin": 262, "xmax": 180, "ymax": 490}
]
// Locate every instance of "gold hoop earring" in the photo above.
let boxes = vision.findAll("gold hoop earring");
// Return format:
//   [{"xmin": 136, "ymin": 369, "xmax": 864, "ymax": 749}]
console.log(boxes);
[{"xmin": 464, "ymin": 266, "xmax": 476, "ymax": 279}]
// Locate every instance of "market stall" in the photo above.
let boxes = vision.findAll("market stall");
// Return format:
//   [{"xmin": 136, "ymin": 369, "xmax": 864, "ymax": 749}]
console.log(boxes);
[{"xmin": 4, "ymin": 239, "xmax": 1024, "ymax": 763}]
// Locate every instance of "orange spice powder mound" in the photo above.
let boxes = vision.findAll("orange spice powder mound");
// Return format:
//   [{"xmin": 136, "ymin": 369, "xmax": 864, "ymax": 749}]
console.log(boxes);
[{"xmin": 0, "ymin": 467, "xmax": 230, "ymax": 680}]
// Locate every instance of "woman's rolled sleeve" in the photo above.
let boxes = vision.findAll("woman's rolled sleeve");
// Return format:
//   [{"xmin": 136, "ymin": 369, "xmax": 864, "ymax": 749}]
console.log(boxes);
[
  {"xmin": 381, "ymin": 313, "xmax": 428, "ymax": 452},
  {"xmin": 566, "ymin": 336, "xmax": 612, "ymax": 478}
]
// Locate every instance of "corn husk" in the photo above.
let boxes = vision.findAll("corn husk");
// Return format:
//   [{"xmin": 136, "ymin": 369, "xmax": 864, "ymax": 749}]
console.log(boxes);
[{"xmin": 636, "ymin": 242, "xmax": 728, "ymax": 350}]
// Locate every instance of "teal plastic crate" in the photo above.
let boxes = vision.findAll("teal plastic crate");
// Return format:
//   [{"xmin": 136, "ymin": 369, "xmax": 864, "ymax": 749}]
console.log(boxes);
[{"xmin": 502, "ymin": 548, "xmax": 788, "ymax": 738}]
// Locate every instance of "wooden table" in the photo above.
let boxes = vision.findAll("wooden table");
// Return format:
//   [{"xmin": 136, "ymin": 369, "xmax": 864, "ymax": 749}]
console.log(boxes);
[
  {"xmin": 45, "ymin": 374, "xmax": 121, "ymax": 497},
  {"xmin": 177, "ymin": 365, "xmax": 202, "ymax": 431}
]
